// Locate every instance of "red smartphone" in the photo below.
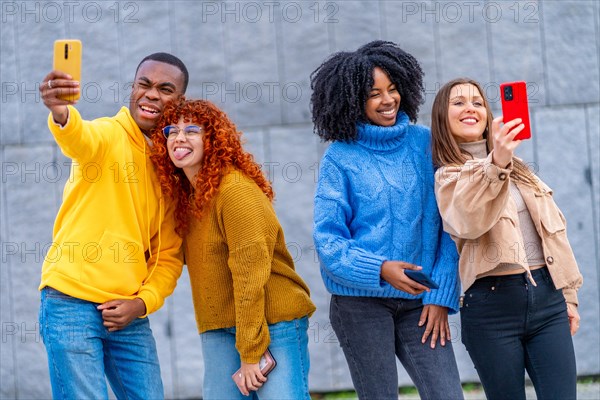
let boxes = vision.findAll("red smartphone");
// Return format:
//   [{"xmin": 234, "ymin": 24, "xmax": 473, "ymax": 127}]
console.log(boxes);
[
  {"xmin": 232, "ymin": 348, "xmax": 277, "ymax": 390},
  {"xmin": 500, "ymin": 81, "xmax": 531, "ymax": 140}
]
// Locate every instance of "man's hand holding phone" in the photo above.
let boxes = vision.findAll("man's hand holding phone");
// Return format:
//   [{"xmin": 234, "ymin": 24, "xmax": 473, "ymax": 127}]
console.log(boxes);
[
  {"xmin": 41, "ymin": 71, "xmax": 80, "ymax": 126},
  {"xmin": 40, "ymin": 39, "xmax": 82, "ymax": 126}
]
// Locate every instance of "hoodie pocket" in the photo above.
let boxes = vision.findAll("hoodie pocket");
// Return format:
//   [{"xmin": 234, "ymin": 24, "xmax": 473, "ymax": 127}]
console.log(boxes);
[{"xmin": 81, "ymin": 231, "xmax": 147, "ymax": 295}]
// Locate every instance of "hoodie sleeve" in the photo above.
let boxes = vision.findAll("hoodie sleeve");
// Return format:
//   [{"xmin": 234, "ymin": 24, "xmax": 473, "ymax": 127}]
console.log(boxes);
[
  {"xmin": 136, "ymin": 195, "xmax": 184, "ymax": 315},
  {"xmin": 47, "ymin": 106, "xmax": 111, "ymax": 162}
]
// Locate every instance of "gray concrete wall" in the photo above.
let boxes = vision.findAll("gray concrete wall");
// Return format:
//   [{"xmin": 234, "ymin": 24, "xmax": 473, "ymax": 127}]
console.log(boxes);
[{"xmin": 1, "ymin": 0, "xmax": 598, "ymax": 398}]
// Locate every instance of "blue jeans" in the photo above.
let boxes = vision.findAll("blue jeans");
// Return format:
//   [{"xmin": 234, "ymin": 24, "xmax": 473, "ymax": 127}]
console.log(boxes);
[
  {"xmin": 200, "ymin": 317, "xmax": 310, "ymax": 400},
  {"xmin": 461, "ymin": 267, "xmax": 576, "ymax": 400},
  {"xmin": 39, "ymin": 287, "xmax": 163, "ymax": 399},
  {"xmin": 330, "ymin": 296, "xmax": 464, "ymax": 400}
]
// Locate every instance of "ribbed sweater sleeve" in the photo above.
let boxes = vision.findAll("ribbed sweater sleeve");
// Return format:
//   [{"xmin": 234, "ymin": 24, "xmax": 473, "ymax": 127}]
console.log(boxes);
[
  {"xmin": 185, "ymin": 170, "xmax": 315, "ymax": 362},
  {"xmin": 217, "ymin": 178, "xmax": 273, "ymax": 363},
  {"xmin": 313, "ymin": 156, "xmax": 387, "ymax": 290}
]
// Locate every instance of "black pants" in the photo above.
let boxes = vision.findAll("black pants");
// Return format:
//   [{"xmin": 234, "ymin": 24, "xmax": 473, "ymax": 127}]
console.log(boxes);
[
  {"xmin": 461, "ymin": 267, "xmax": 576, "ymax": 400},
  {"xmin": 330, "ymin": 296, "xmax": 464, "ymax": 400}
]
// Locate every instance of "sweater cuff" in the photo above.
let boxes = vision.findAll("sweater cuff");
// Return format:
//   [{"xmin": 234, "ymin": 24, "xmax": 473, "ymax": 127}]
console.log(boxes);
[
  {"xmin": 351, "ymin": 252, "xmax": 387, "ymax": 288},
  {"xmin": 422, "ymin": 273, "xmax": 460, "ymax": 314}
]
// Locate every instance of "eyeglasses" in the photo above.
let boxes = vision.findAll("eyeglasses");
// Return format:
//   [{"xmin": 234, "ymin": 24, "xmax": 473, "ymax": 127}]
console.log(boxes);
[{"xmin": 162, "ymin": 125, "xmax": 203, "ymax": 139}]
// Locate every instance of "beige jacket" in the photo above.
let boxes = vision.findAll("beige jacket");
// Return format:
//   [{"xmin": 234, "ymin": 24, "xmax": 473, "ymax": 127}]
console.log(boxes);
[{"xmin": 434, "ymin": 152, "xmax": 582, "ymax": 305}]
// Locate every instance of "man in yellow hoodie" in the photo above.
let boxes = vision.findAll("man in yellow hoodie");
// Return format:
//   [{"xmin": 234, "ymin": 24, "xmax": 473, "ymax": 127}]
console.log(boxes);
[{"xmin": 38, "ymin": 52, "xmax": 187, "ymax": 399}]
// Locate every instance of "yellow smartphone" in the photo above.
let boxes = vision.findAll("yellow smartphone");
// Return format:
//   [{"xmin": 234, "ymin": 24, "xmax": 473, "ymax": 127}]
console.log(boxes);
[{"xmin": 53, "ymin": 39, "xmax": 81, "ymax": 101}]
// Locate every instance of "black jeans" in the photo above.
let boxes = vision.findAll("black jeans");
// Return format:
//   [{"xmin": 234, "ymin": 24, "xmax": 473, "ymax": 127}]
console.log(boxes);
[
  {"xmin": 330, "ymin": 296, "xmax": 464, "ymax": 400},
  {"xmin": 461, "ymin": 267, "xmax": 576, "ymax": 400}
]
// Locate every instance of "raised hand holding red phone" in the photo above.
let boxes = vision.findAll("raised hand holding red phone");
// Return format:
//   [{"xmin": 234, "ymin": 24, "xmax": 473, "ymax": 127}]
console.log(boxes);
[{"xmin": 491, "ymin": 116, "xmax": 524, "ymax": 168}]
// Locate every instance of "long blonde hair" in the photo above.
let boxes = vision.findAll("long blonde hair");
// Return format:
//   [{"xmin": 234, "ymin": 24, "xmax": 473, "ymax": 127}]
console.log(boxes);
[{"xmin": 431, "ymin": 78, "xmax": 539, "ymax": 190}]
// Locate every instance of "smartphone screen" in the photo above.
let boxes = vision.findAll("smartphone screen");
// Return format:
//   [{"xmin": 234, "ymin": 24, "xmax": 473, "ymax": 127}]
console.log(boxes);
[
  {"xmin": 53, "ymin": 39, "xmax": 81, "ymax": 101},
  {"xmin": 500, "ymin": 81, "xmax": 531, "ymax": 140}
]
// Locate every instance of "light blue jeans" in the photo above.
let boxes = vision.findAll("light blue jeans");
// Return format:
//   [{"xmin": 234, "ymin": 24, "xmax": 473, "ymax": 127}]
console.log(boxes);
[
  {"xmin": 200, "ymin": 317, "xmax": 311, "ymax": 400},
  {"xmin": 39, "ymin": 287, "xmax": 163, "ymax": 399}
]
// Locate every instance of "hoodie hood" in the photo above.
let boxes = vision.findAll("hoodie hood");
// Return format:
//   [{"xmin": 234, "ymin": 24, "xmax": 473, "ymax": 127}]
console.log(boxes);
[{"xmin": 115, "ymin": 106, "xmax": 147, "ymax": 150}]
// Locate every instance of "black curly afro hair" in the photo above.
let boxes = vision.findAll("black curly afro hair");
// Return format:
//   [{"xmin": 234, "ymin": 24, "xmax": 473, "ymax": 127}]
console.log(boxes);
[{"xmin": 310, "ymin": 40, "xmax": 424, "ymax": 142}]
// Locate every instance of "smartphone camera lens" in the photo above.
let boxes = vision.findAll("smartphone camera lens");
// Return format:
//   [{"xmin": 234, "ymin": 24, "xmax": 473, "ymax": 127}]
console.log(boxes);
[
  {"xmin": 64, "ymin": 43, "xmax": 69, "ymax": 60},
  {"xmin": 503, "ymin": 85, "xmax": 513, "ymax": 101}
]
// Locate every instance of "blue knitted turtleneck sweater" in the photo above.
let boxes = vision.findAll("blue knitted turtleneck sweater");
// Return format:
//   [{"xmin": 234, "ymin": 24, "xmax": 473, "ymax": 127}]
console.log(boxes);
[{"xmin": 313, "ymin": 112, "xmax": 460, "ymax": 313}]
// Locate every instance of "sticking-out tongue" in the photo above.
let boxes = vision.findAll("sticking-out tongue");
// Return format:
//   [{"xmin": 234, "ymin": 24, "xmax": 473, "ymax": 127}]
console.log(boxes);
[{"xmin": 173, "ymin": 148, "xmax": 191, "ymax": 160}]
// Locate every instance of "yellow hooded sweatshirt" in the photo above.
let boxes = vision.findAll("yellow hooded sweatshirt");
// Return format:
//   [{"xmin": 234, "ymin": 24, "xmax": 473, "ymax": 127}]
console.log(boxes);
[{"xmin": 39, "ymin": 106, "xmax": 183, "ymax": 315}]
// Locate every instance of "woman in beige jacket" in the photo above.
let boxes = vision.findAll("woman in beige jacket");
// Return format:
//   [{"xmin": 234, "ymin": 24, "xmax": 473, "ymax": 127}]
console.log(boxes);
[{"xmin": 431, "ymin": 78, "xmax": 583, "ymax": 400}]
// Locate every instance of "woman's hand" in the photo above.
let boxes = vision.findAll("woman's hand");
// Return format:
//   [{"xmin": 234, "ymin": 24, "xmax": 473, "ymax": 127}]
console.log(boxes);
[
  {"xmin": 419, "ymin": 305, "xmax": 451, "ymax": 348},
  {"xmin": 233, "ymin": 361, "xmax": 267, "ymax": 396},
  {"xmin": 381, "ymin": 261, "xmax": 428, "ymax": 295},
  {"xmin": 491, "ymin": 116, "xmax": 524, "ymax": 168},
  {"xmin": 567, "ymin": 302, "xmax": 580, "ymax": 336}
]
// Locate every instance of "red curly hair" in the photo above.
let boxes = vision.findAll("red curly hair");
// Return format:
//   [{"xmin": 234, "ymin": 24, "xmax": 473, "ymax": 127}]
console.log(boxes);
[{"xmin": 150, "ymin": 98, "xmax": 274, "ymax": 235}]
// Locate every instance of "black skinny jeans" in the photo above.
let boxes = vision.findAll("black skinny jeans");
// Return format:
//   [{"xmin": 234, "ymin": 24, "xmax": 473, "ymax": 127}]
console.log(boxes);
[{"xmin": 461, "ymin": 267, "xmax": 576, "ymax": 400}]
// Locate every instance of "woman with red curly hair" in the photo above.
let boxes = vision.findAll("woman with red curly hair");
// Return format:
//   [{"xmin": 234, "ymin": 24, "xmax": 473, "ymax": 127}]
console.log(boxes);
[{"xmin": 151, "ymin": 98, "xmax": 315, "ymax": 399}]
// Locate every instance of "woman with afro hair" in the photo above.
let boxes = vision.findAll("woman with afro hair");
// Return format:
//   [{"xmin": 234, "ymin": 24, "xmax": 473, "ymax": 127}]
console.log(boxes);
[
  {"xmin": 311, "ymin": 40, "xmax": 464, "ymax": 399},
  {"xmin": 150, "ymin": 98, "xmax": 315, "ymax": 400}
]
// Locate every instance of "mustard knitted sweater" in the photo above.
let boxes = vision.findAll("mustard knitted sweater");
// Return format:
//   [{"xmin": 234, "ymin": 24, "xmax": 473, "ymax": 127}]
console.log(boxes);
[{"xmin": 184, "ymin": 169, "xmax": 315, "ymax": 363}]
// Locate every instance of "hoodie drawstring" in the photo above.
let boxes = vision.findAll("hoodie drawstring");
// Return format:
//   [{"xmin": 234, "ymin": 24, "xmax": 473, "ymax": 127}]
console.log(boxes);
[{"xmin": 141, "ymin": 141, "xmax": 161, "ymax": 286}]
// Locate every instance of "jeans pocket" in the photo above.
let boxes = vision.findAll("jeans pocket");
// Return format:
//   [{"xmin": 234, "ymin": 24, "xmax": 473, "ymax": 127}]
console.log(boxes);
[
  {"xmin": 44, "ymin": 287, "xmax": 76, "ymax": 300},
  {"xmin": 542, "ymin": 268, "xmax": 556, "ymax": 287},
  {"xmin": 268, "ymin": 318, "xmax": 304, "ymax": 344},
  {"xmin": 463, "ymin": 284, "xmax": 494, "ymax": 307}
]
